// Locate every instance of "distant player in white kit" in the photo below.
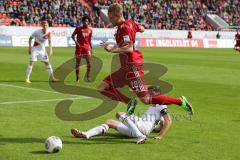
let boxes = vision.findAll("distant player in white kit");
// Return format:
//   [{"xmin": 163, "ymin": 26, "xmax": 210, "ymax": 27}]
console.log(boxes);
[
  {"xmin": 25, "ymin": 20, "xmax": 58, "ymax": 83},
  {"xmin": 71, "ymin": 86, "xmax": 172, "ymax": 144}
]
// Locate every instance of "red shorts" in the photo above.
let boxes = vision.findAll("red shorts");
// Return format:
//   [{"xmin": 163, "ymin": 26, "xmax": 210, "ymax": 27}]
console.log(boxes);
[
  {"xmin": 103, "ymin": 65, "xmax": 148, "ymax": 97},
  {"xmin": 75, "ymin": 47, "xmax": 91, "ymax": 58}
]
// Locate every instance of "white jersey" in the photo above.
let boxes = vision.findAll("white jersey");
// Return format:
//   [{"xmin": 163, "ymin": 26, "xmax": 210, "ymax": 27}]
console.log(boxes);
[
  {"xmin": 30, "ymin": 29, "xmax": 51, "ymax": 51},
  {"xmin": 117, "ymin": 104, "xmax": 168, "ymax": 137},
  {"xmin": 135, "ymin": 104, "xmax": 167, "ymax": 135}
]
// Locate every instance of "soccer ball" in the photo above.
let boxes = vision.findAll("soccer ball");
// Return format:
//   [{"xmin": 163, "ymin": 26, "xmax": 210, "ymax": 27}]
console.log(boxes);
[{"xmin": 45, "ymin": 136, "xmax": 62, "ymax": 153}]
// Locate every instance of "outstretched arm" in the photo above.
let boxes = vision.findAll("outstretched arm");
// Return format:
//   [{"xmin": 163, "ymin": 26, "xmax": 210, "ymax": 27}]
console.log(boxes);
[
  {"xmin": 154, "ymin": 112, "xmax": 172, "ymax": 140},
  {"xmin": 71, "ymin": 29, "xmax": 80, "ymax": 47}
]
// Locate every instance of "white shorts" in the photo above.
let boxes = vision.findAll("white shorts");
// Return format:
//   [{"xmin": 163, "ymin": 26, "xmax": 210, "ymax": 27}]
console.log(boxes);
[
  {"xmin": 30, "ymin": 48, "xmax": 49, "ymax": 62},
  {"xmin": 117, "ymin": 115, "xmax": 154, "ymax": 137}
]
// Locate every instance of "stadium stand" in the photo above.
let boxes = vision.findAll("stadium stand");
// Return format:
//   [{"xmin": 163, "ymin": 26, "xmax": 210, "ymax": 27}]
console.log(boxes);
[{"xmin": 0, "ymin": 0, "xmax": 239, "ymax": 30}]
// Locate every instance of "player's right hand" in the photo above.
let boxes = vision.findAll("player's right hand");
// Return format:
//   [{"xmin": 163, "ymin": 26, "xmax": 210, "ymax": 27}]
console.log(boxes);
[{"xmin": 28, "ymin": 49, "xmax": 31, "ymax": 55}]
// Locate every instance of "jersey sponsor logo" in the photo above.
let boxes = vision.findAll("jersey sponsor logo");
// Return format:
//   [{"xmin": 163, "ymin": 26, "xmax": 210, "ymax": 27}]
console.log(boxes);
[{"xmin": 123, "ymin": 35, "xmax": 130, "ymax": 42}]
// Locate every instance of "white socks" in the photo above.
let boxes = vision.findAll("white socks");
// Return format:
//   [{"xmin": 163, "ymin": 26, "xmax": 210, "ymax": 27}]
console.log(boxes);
[
  {"xmin": 26, "ymin": 64, "xmax": 54, "ymax": 80},
  {"xmin": 46, "ymin": 64, "xmax": 54, "ymax": 79},
  {"xmin": 26, "ymin": 64, "xmax": 33, "ymax": 80},
  {"xmin": 84, "ymin": 124, "xmax": 109, "ymax": 139},
  {"xmin": 119, "ymin": 114, "xmax": 145, "ymax": 138}
]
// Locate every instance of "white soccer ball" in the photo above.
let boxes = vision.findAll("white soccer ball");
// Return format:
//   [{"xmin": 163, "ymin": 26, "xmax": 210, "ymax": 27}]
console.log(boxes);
[{"xmin": 45, "ymin": 136, "xmax": 62, "ymax": 153}]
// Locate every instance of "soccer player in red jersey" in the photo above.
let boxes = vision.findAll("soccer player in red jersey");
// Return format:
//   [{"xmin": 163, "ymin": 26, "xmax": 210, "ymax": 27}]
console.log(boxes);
[
  {"xmin": 234, "ymin": 30, "xmax": 240, "ymax": 52},
  {"xmin": 99, "ymin": 4, "xmax": 193, "ymax": 115},
  {"xmin": 187, "ymin": 29, "xmax": 192, "ymax": 39},
  {"xmin": 72, "ymin": 16, "xmax": 93, "ymax": 82}
]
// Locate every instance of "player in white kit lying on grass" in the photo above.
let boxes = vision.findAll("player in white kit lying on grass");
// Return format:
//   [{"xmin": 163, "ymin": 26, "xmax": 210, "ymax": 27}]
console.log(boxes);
[
  {"xmin": 71, "ymin": 86, "xmax": 172, "ymax": 144},
  {"xmin": 25, "ymin": 19, "xmax": 58, "ymax": 83}
]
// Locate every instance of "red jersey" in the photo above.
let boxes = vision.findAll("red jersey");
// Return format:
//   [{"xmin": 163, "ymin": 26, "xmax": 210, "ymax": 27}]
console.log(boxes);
[
  {"xmin": 115, "ymin": 20, "xmax": 143, "ymax": 67},
  {"xmin": 73, "ymin": 26, "xmax": 92, "ymax": 49},
  {"xmin": 187, "ymin": 31, "xmax": 192, "ymax": 39}
]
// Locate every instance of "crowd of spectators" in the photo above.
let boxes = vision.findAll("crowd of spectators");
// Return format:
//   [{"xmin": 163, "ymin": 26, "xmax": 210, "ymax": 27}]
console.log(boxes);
[
  {"xmin": 122, "ymin": 0, "xmax": 213, "ymax": 30},
  {"xmin": 0, "ymin": 0, "xmax": 239, "ymax": 30},
  {"xmin": 208, "ymin": 0, "xmax": 240, "ymax": 27},
  {"xmin": 0, "ymin": 0, "xmax": 105, "ymax": 27}
]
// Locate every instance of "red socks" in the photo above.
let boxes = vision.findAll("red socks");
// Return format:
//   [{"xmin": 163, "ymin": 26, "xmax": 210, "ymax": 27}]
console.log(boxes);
[
  {"xmin": 76, "ymin": 65, "xmax": 80, "ymax": 81},
  {"xmin": 151, "ymin": 95, "xmax": 182, "ymax": 106},
  {"xmin": 87, "ymin": 64, "xmax": 91, "ymax": 79}
]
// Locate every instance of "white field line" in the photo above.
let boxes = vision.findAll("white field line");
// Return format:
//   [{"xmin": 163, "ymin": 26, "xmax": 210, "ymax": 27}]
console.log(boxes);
[
  {"xmin": 0, "ymin": 83, "xmax": 81, "ymax": 96},
  {"xmin": 0, "ymin": 97, "xmax": 89, "ymax": 105},
  {"xmin": 0, "ymin": 83, "xmax": 91, "ymax": 105}
]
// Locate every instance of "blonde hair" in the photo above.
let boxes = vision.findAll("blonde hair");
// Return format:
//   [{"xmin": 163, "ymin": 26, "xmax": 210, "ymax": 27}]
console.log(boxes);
[{"xmin": 108, "ymin": 3, "xmax": 123, "ymax": 16}]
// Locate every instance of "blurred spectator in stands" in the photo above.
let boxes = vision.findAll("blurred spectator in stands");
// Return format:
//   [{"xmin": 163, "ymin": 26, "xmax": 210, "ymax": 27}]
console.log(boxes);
[
  {"xmin": 69, "ymin": 17, "xmax": 81, "ymax": 27},
  {"xmin": 1, "ymin": 0, "xmax": 239, "ymax": 30},
  {"xmin": 10, "ymin": 20, "xmax": 17, "ymax": 26},
  {"xmin": 19, "ymin": 16, "xmax": 26, "ymax": 26},
  {"xmin": 0, "ymin": 4, "xmax": 5, "ymax": 13}
]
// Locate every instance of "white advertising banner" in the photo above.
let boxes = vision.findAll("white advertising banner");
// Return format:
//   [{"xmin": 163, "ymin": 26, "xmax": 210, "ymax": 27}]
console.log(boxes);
[
  {"xmin": 0, "ymin": 26, "xmax": 237, "ymax": 48},
  {"xmin": 0, "ymin": 26, "xmax": 236, "ymax": 39},
  {"xmin": 12, "ymin": 36, "xmax": 68, "ymax": 47},
  {"xmin": 203, "ymin": 39, "xmax": 235, "ymax": 48}
]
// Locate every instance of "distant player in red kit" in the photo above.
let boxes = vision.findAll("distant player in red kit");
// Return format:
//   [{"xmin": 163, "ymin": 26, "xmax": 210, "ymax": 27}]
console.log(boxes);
[
  {"xmin": 99, "ymin": 4, "xmax": 193, "ymax": 115},
  {"xmin": 72, "ymin": 16, "xmax": 93, "ymax": 82},
  {"xmin": 187, "ymin": 29, "xmax": 192, "ymax": 39},
  {"xmin": 234, "ymin": 30, "xmax": 240, "ymax": 52}
]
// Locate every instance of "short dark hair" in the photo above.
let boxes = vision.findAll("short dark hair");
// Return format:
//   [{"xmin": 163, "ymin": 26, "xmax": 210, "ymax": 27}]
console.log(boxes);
[
  {"xmin": 82, "ymin": 15, "xmax": 91, "ymax": 23},
  {"xmin": 40, "ymin": 18, "xmax": 48, "ymax": 22},
  {"xmin": 148, "ymin": 86, "xmax": 161, "ymax": 93}
]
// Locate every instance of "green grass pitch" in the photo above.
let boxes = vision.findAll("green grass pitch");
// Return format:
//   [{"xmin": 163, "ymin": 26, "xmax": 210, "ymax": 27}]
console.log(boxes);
[{"xmin": 0, "ymin": 47, "xmax": 240, "ymax": 160}]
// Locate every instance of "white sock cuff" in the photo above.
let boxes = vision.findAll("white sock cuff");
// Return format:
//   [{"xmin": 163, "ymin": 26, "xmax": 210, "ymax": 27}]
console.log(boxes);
[{"xmin": 101, "ymin": 124, "xmax": 109, "ymax": 133}]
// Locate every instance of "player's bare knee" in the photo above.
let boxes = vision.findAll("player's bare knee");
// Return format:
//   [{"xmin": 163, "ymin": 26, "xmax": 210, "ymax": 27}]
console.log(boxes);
[
  {"xmin": 105, "ymin": 119, "xmax": 115, "ymax": 128},
  {"xmin": 44, "ymin": 61, "xmax": 50, "ymax": 66},
  {"xmin": 97, "ymin": 81, "xmax": 109, "ymax": 92},
  {"xmin": 97, "ymin": 84, "xmax": 104, "ymax": 92},
  {"xmin": 116, "ymin": 112, "xmax": 125, "ymax": 119},
  {"xmin": 140, "ymin": 97, "xmax": 150, "ymax": 104}
]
